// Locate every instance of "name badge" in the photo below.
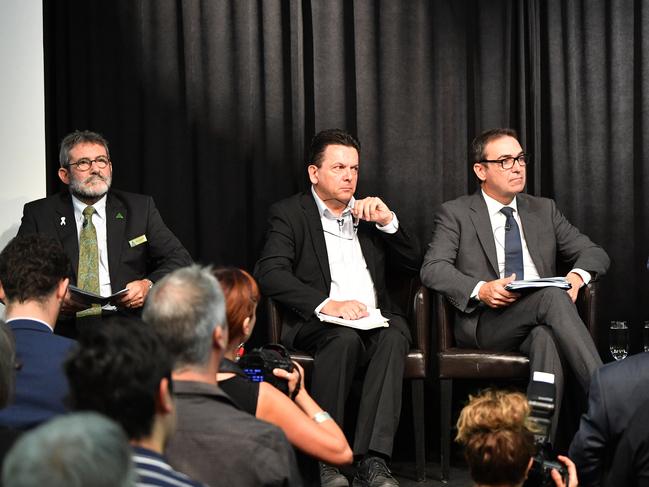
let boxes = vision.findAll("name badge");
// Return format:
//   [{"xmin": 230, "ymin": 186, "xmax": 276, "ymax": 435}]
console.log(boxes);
[{"xmin": 129, "ymin": 235, "xmax": 148, "ymax": 247}]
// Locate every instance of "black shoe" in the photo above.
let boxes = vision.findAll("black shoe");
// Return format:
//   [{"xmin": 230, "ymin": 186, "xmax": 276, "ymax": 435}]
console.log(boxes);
[
  {"xmin": 352, "ymin": 456, "xmax": 399, "ymax": 487},
  {"xmin": 320, "ymin": 462, "xmax": 349, "ymax": 487}
]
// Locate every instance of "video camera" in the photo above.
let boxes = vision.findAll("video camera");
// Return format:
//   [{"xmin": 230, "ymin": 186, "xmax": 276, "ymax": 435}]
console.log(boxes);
[{"xmin": 524, "ymin": 372, "xmax": 569, "ymax": 487}]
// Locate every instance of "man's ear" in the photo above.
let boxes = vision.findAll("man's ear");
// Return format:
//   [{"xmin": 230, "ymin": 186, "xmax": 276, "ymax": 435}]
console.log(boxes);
[
  {"xmin": 0, "ymin": 282, "xmax": 5, "ymax": 304},
  {"xmin": 212, "ymin": 324, "xmax": 228, "ymax": 352},
  {"xmin": 156, "ymin": 377, "xmax": 174, "ymax": 414},
  {"xmin": 56, "ymin": 278, "xmax": 70, "ymax": 301},
  {"xmin": 473, "ymin": 163, "xmax": 487, "ymax": 182},
  {"xmin": 58, "ymin": 167, "xmax": 70, "ymax": 185},
  {"xmin": 307, "ymin": 164, "xmax": 319, "ymax": 185}
]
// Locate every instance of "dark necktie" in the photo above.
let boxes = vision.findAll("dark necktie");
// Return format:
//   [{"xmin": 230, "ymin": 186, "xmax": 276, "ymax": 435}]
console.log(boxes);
[{"xmin": 500, "ymin": 206, "xmax": 524, "ymax": 280}]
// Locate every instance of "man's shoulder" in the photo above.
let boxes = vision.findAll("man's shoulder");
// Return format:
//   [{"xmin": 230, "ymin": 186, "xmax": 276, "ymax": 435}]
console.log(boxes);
[
  {"xmin": 269, "ymin": 192, "xmax": 308, "ymax": 211},
  {"xmin": 108, "ymin": 189, "xmax": 153, "ymax": 205},
  {"xmin": 10, "ymin": 320, "xmax": 74, "ymax": 350},
  {"xmin": 22, "ymin": 193, "xmax": 69, "ymax": 212},
  {"xmin": 599, "ymin": 352, "xmax": 649, "ymax": 382}
]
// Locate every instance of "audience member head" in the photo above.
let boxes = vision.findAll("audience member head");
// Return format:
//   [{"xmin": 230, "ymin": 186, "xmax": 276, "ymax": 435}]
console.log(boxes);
[
  {"xmin": 0, "ymin": 235, "xmax": 70, "ymax": 314},
  {"xmin": 307, "ymin": 128, "xmax": 360, "ymax": 168},
  {"xmin": 0, "ymin": 321, "xmax": 16, "ymax": 409},
  {"xmin": 456, "ymin": 389, "xmax": 537, "ymax": 487},
  {"xmin": 59, "ymin": 130, "xmax": 110, "ymax": 168},
  {"xmin": 212, "ymin": 267, "xmax": 259, "ymax": 351},
  {"xmin": 65, "ymin": 317, "xmax": 174, "ymax": 449},
  {"xmin": 470, "ymin": 128, "xmax": 518, "ymax": 164},
  {"xmin": 143, "ymin": 265, "xmax": 227, "ymax": 371},
  {"xmin": 2, "ymin": 411, "xmax": 134, "ymax": 487}
]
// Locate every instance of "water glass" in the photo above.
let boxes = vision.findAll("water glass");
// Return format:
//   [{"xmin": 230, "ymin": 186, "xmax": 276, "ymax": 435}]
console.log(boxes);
[{"xmin": 609, "ymin": 321, "xmax": 629, "ymax": 361}]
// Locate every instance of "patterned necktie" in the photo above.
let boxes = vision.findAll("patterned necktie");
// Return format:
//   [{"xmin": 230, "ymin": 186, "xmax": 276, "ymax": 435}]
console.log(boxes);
[
  {"xmin": 500, "ymin": 206, "xmax": 524, "ymax": 280},
  {"xmin": 77, "ymin": 206, "xmax": 101, "ymax": 316}
]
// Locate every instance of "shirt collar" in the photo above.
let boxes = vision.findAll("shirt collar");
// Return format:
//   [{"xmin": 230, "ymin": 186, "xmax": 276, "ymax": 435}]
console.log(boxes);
[
  {"xmin": 481, "ymin": 189, "xmax": 518, "ymax": 217},
  {"xmin": 71, "ymin": 193, "xmax": 107, "ymax": 220},
  {"xmin": 6, "ymin": 317, "xmax": 54, "ymax": 332},
  {"xmin": 311, "ymin": 186, "xmax": 355, "ymax": 220}
]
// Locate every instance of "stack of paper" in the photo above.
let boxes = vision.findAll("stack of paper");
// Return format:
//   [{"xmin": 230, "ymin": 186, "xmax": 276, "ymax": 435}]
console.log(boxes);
[
  {"xmin": 317, "ymin": 308, "xmax": 390, "ymax": 331},
  {"xmin": 504, "ymin": 277, "xmax": 571, "ymax": 291}
]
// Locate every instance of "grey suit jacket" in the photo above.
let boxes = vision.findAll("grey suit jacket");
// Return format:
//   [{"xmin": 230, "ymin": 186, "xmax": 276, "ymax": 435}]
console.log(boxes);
[{"xmin": 420, "ymin": 191, "xmax": 610, "ymax": 346}]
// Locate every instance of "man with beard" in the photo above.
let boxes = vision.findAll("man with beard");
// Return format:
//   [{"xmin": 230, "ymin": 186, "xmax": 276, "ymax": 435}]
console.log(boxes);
[{"xmin": 17, "ymin": 130, "xmax": 192, "ymax": 336}]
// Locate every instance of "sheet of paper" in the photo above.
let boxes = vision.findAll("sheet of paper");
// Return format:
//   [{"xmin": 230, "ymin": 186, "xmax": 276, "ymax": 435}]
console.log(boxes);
[
  {"xmin": 504, "ymin": 277, "xmax": 571, "ymax": 291},
  {"xmin": 69, "ymin": 285, "xmax": 129, "ymax": 306},
  {"xmin": 317, "ymin": 308, "xmax": 390, "ymax": 331}
]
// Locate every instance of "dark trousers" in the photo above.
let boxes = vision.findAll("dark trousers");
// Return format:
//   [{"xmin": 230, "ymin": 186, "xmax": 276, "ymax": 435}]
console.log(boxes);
[
  {"xmin": 293, "ymin": 315, "xmax": 410, "ymax": 458},
  {"xmin": 475, "ymin": 287, "xmax": 602, "ymax": 441}
]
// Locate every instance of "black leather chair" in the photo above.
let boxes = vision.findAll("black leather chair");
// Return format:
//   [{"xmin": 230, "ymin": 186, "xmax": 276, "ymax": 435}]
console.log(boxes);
[
  {"xmin": 267, "ymin": 274, "xmax": 430, "ymax": 482},
  {"xmin": 435, "ymin": 281, "xmax": 599, "ymax": 482}
]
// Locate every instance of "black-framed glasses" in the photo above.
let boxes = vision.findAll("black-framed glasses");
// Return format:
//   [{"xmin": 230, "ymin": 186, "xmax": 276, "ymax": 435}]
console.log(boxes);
[
  {"xmin": 67, "ymin": 156, "xmax": 111, "ymax": 171},
  {"xmin": 322, "ymin": 212, "xmax": 359, "ymax": 241},
  {"xmin": 480, "ymin": 153, "xmax": 530, "ymax": 170}
]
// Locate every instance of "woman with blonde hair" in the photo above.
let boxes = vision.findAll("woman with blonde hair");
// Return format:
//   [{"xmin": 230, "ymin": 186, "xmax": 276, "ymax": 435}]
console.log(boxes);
[
  {"xmin": 213, "ymin": 268, "xmax": 352, "ymax": 484},
  {"xmin": 456, "ymin": 389, "xmax": 577, "ymax": 487}
]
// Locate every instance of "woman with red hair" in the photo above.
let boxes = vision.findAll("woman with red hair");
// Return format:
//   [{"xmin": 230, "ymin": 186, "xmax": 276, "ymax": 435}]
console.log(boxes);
[{"xmin": 213, "ymin": 268, "xmax": 352, "ymax": 473}]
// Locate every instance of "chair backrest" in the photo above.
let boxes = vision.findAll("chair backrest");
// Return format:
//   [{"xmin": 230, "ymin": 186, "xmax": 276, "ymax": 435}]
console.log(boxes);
[{"xmin": 436, "ymin": 281, "xmax": 599, "ymax": 353}]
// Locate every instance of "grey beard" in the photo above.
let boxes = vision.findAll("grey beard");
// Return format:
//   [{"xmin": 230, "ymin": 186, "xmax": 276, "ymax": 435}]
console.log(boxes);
[{"xmin": 69, "ymin": 175, "xmax": 112, "ymax": 199}]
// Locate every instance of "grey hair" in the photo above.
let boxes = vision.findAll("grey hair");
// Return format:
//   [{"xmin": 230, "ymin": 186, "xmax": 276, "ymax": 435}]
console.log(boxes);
[
  {"xmin": 0, "ymin": 321, "xmax": 15, "ymax": 408},
  {"xmin": 2, "ymin": 412, "xmax": 135, "ymax": 487},
  {"xmin": 59, "ymin": 130, "xmax": 110, "ymax": 167},
  {"xmin": 143, "ymin": 265, "xmax": 226, "ymax": 369}
]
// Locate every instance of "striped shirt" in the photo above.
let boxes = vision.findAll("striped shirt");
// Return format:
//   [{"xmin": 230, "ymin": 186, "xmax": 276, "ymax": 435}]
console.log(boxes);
[{"xmin": 133, "ymin": 446, "xmax": 204, "ymax": 487}]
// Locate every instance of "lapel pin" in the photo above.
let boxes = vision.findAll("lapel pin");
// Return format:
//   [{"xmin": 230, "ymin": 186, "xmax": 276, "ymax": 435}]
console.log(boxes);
[
  {"xmin": 60, "ymin": 217, "xmax": 66, "ymax": 226},
  {"xmin": 116, "ymin": 212, "xmax": 124, "ymax": 219}
]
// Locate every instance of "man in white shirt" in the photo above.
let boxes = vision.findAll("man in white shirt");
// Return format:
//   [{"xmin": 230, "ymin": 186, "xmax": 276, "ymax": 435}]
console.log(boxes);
[
  {"xmin": 256, "ymin": 129, "xmax": 421, "ymax": 487},
  {"xmin": 420, "ymin": 128, "xmax": 610, "ymax": 439}
]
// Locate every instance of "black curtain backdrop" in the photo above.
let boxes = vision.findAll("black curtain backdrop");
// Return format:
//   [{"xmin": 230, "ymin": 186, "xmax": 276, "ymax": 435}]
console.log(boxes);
[{"xmin": 43, "ymin": 1, "xmax": 649, "ymax": 360}]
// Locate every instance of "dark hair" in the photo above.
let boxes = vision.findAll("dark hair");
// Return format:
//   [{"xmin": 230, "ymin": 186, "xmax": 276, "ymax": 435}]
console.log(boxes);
[
  {"xmin": 307, "ymin": 128, "xmax": 360, "ymax": 168},
  {"xmin": 0, "ymin": 234, "xmax": 71, "ymax": 304},
  {"xmin": 213, "ymin": 267, "xmax": 260, "ymax": 346},
  {"xmin": 0, "ymin": 321, "xmax": 16, "ymax": 409},
  {"xmin": 456, "ymin": 390, "xmax": 537, "ymax": 486},
  {"xmin": 471, "ymin": 128, "xmax": 518, "ymax": 164},
  {"xmin": 59, "ymin": 130, "xmax": 110, "ymax": 167},
  {"xmin": 65, "ymin": 317, "xmax": 173, "ymax": 440}
]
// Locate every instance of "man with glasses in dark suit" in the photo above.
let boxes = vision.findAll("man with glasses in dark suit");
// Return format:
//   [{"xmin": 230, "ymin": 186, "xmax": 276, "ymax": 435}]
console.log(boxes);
[
  {"xmin": 256, "ymin": 128, "xmax": 421, "ymax": 487},
  {"xmin": 17, "ymin": 130, "xmax": 192, "ymax": 336},
  {"xmin": 421, "ymin": 128, "xmax": 610, "ymax": 441}
]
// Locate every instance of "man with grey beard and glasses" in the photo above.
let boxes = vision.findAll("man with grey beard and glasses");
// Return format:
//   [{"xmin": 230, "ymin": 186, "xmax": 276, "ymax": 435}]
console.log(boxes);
[{"xmin": 17, "ymin": 130, "xmax": 192, "ymax": 338}]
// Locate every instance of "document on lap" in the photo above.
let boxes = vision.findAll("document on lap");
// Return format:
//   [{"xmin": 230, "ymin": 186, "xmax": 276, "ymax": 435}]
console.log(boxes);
[
  {"xmin": 504, "ymin": 277, "xmax": 571, "ymax": 291},
  {"xmin": 317, "ymin": 308, "xmax": 390, "ymax": 330},
  {"xmin": 69, "ymin": 285, "xmax": 128, "ymax": 306}
]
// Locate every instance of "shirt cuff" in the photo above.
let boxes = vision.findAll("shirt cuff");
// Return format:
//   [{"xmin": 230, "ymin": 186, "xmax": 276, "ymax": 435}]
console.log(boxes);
[
  {"xmin": 471, "ymin": 281, "xmax": 486, "ymax": 301},
  {"xmin": 314, "ymin": 297, "xmax": 331, "ymax": 315},
  {"xmin": 569, "ymin": 268, "xmax": 591, "ymax": 286},
  {"xmin": 375, "ymin": 212, "xmax": 399, "ymax": 234}
]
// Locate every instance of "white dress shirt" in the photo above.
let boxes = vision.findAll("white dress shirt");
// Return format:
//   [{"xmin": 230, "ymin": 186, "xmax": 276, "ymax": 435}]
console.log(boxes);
[
  {"xmin": 311, "ymin": 186, "xmax": 398, "ymax": 314},
  {"xmin": 71, "ymin": 194, "xmax": 112, "ymax": 297},
  {"xmin": 472, "ymin": 190, "xmax": 590, "ymax": 299}
]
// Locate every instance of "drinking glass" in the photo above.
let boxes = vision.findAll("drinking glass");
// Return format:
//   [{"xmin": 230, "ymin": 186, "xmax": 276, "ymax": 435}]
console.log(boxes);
[
  {"xmin": 644, "ymin": 321, "xmax": 649, "ymax": 353},
  {"xmin": 609, "ymin": 321, "xmax": 629, "ymax": 361}
]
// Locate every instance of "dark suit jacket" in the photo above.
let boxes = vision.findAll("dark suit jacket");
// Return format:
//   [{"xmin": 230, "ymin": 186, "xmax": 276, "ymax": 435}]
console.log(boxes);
[
  {"xmin": 0, "ymin": 319, "xmax": 75, "ymax": 429},
  {"xmin": 17, "ymin": 189, "xmax": 192, "ymax": 290},
  {"xmin": 254, "ymin": 192, "xmax": 422, "ymax": 346},
  {"xmin": 420, "ymin": 191, "xmax": 610, "ymax": 346},
  {"xmin": 570, "ymin": 353, "xmax": 649, "ymax": 487}
]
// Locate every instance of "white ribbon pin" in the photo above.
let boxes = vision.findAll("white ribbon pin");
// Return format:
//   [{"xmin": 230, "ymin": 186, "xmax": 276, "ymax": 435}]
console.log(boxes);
[{"xmin": 60, "ymin": 217, "xmax": 66, "ymax": 226}]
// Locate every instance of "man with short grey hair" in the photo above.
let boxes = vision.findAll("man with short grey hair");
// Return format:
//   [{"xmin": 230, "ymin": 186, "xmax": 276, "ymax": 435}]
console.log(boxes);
[
  {"xmin": 2, "ymin": 411, "xmax": 134, "ymax": 487},
  {"xmin": 143, "ymin": 265, "xmax": 301, "ymax": 487}
]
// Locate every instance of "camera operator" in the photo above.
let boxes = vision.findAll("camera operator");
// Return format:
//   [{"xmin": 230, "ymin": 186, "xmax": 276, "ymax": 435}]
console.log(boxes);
[{"xmin": 456, "ymin": 389, "xmax": 578, "ymax": 487}]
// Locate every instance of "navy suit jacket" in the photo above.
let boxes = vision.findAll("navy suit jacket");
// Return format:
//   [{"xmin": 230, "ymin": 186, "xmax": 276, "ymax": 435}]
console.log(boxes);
[
  {"xmin": 254, "ymin": 192, "xmax": 422, "ymax": 346},
  {"xmin": 569, "ymin": 353, "xmax": 649, "ymax": 487},
  {"xmin": 0, "ymin": 319, "xmax": 75, "ymax": 429},
  {"xmin": 17, "ymin": 189, "xmax": 192, "ymax": 290}
]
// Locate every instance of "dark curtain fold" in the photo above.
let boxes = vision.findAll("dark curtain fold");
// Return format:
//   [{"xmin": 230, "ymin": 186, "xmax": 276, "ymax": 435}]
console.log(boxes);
[{"xmin": 43, "ymin": 0, "xmax": 649, "ymax": 354}]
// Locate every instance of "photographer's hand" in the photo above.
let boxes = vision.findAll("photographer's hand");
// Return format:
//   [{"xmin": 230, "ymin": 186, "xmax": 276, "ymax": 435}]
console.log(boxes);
[
  {"xmin": 273, "ymin": 361, "xmax": 304, "ymax": 399},
  {"xmin": 551, "ymin": 455, "xmax": 578, "ymax": 487}
]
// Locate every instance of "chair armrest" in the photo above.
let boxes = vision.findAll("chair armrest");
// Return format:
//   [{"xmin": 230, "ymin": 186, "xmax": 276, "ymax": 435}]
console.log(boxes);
[
  {"xmin": 576, "ymin": 280, "xmax": 598, "ymax": 339},
  {"xmin": 434, "ymin": 292, "xmax": 455, "ymax": 352},
  {"xmin": 266, "ymin": 297, "xmax": 283, "ymax": 343},
  {"xmin": 411, "ymin": 284, "xmax": 430, "ymax": 358}
]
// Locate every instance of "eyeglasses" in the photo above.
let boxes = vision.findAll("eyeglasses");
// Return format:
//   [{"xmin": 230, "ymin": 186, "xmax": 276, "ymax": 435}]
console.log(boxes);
[
  {"xmin": 67, "ymin": 156, "xmax": 111, "ymax": 171},
  {"xmin": 480, "ymin": 153, "xmax": 530, "ymax": 170},
  {"xmin": 322, "ymin": 213, "xmax": 359, "ymax": 241}
]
